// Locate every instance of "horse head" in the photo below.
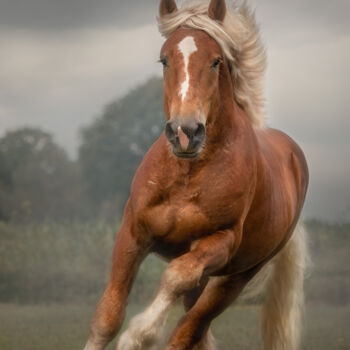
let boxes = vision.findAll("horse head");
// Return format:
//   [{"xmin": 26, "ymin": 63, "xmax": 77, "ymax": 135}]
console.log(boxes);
[{"xmin": 159, "ymin": 0, "xmax": 230, "ymax": 158}]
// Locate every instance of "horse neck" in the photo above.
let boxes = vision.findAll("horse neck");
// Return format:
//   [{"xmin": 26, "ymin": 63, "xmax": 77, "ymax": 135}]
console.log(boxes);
[{"xmin": 205, "ymin": 63, "xmax": 249, "ymax": 151}]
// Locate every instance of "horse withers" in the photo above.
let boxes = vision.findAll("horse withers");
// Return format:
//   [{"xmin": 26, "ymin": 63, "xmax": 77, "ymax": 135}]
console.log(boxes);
[{"xmin": 84, "ymin": 0, "xmax": 309, "ymax": 349}]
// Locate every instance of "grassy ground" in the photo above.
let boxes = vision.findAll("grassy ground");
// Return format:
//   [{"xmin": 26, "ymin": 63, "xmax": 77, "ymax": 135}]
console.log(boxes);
[
  {"xmin": 0, "ymin": 220, "xmax": 349, "ymax": 349},
  {"xmin": 0, "ymin": 302, "xmax": 349, "ymax": 350}
]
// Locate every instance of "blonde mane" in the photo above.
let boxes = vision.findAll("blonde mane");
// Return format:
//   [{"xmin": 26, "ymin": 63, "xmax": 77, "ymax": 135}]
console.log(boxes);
[{"xmin": 158, "ymin": 0, "xmax": 267, "ymax": 128}]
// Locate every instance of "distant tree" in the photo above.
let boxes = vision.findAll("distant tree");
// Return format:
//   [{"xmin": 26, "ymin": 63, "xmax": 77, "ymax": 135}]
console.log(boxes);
[
  {"xmin": 0, "ymin": 150, "xmax": 12, "ymax": 220},
  {"xmin": 79, "ymin": 77, "xmax": 164, "ymax": 218},
  {"xmin": 0, "ymin": 127, "xmax": 85, "ymax": 221}
]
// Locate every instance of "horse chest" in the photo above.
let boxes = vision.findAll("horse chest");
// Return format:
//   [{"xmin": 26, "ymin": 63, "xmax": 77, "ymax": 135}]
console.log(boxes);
[
  {"xmin": 139, "ymin": 177, "xmax": 237, "ymax": 243},
  {"xmin": 145, "ymin": 202, "xmax": 207, "ymax": 240}
]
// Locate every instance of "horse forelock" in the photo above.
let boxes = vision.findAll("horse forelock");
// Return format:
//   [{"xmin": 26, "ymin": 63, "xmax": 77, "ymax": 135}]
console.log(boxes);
[{"xmin": 158, "ymin": 0, "xmax": 267, "ymax": 128}]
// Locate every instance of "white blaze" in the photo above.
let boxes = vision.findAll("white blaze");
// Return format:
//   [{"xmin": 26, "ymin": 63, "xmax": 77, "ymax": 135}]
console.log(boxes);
[{"xmin": 178, "ymin": 36, "xmax": 197, "ymax": 101}]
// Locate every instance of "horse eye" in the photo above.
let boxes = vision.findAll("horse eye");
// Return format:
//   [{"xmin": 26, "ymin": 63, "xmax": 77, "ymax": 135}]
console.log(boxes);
[
  {"xmin": 211, "ymin": 57, "xmax": 221, "ymax": 69},
  {"xmin": 159, "ymin": 56, "xmax": 168, "ymax": 68}
]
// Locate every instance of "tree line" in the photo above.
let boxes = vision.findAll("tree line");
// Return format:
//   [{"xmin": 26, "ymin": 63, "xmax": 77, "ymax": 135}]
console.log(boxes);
[{"xmin": 0, "ymin": 77, "xmax": 164, "ymax": 222}]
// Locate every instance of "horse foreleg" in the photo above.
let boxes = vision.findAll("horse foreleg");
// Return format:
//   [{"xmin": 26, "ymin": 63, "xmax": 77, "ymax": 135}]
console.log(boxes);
[
  {"xmin": 182, "ymin": 279, "xmax": 216, "ymax": 350},
  {"xmin": 116, "ymin": 228, "xmax": 240, "ymax": 350},
  {"xmin": 167, "ymin": 272, "xmax": 257, "ymax": 350},
  {"xmin": 84, "ymin": 216, "xmax": 149, "ymax": 350}
]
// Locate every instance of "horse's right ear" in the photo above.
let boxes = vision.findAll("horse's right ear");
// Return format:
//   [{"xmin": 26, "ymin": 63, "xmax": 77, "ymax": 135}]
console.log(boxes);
[{"xmin": 159, "ymin": 0, "xmax": 178, "ymax": 17}]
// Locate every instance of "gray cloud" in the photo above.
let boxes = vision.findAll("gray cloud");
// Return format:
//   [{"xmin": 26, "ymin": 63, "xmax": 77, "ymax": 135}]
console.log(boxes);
[
  {"xmin": 0, "ymin": 0, "xmax": 158, "ymax": 30},
  {"xmin": 0, "ymin": 24, "xmax": 163, "ymax": 152},
  {"xmin": 1, "ymin": 0, "xmax": 349, "ymax": 36},
  {"xmin": 256, "ymin": 0, "xmax": 350, "ymax": 40}
]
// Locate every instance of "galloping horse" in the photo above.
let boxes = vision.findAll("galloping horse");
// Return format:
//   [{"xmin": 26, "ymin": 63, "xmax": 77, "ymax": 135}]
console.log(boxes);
[{"xmin": 84, "ymin": 0, "xmax": 309, "ymax": 349}]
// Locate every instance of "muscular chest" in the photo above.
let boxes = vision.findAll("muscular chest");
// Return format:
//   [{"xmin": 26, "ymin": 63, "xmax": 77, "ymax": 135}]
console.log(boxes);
[{"xmin": 136, "ymin": 168, "xmax": 242, "ymax": 244}]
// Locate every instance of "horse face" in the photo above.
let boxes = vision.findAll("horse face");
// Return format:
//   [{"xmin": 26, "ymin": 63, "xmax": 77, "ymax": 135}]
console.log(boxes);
[{"xmin": 160, "ymin": 28, "xmax": 224, "ymax": 158}]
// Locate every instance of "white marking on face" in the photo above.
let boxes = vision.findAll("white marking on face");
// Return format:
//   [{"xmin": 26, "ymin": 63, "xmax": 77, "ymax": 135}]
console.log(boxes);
[{"xmin": 178, "ymin": 36, "xmax": 197, "ymax": 101}]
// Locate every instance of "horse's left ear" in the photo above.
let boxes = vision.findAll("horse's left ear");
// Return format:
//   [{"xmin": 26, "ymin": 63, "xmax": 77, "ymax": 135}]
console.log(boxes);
[
  {"xmin": 208, "ymin": 0, "xmax": 227, "ymax": 22},
  {"xmin": 159, "ymin": 0, "xmax": 178, "ymax": 17}
]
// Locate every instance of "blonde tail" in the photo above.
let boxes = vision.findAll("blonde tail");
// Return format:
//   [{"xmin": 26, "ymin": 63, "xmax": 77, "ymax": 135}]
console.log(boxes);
[{"xmin": 261, "ymin": 223, "xmax": 309, "ymax": 350}]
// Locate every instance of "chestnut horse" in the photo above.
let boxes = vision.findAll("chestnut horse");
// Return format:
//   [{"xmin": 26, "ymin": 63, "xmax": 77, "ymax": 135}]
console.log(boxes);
[{"xmin": 84, "ymin": 0, "xmax": 309, "ymax": 349}]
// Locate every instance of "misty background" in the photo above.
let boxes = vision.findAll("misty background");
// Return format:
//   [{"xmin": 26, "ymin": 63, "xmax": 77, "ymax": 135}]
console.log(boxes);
[
  {"xmin": 0, "ymin": 1, "xmax": 349, "ymax": 349},
  {"xmin": 0, "ymin": 0, "xmax": 349, "ymax": 221}
]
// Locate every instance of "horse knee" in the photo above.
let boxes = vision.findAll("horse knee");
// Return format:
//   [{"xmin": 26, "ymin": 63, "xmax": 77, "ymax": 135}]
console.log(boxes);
[{"xmin": 163, "ymin": 256, "xmax": 204, "ymax": 295}]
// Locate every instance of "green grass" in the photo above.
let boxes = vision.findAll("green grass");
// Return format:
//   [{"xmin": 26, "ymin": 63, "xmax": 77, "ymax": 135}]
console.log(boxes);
[{"xmin": 0, "ymin": 302, "xmax": 349, "ymax": 350}]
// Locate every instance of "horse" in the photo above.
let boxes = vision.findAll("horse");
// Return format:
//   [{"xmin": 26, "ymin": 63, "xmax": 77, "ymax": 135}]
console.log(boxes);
[{"xmin": 84, "ymin": 0, "xmax": 309, "ymax": 349}]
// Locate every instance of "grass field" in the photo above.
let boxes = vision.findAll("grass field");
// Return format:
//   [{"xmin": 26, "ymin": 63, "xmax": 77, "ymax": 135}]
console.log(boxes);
[
  {"xmin": 0, "ymin": 302, "xmax": 349, "ymax": 350},
  {"xmin": 0, "ymin": 220, "xmax": 349, "ymax": 349}
]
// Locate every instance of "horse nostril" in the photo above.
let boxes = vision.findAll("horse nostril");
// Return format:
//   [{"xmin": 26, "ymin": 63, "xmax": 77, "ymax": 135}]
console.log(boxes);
[
  {"xmin": 194, "ymin": 123, "xmax": 205, "ymax": 140},
  {"xmin": 181, "ymin": 122, "xmax": 205, "ymax": 139},
  {"xmin": 165, "ymin": 122, "xmax": 177, "ymax": 141}
]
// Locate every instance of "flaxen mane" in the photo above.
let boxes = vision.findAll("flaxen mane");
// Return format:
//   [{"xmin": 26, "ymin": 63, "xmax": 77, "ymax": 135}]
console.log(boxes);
[{"xmin": 158, "ymin": 0, "xmax": 267, "ymax": 128}]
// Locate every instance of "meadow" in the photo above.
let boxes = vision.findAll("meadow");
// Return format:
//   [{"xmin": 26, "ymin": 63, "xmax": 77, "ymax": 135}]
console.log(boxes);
[
  {"xmin": 0, "ymin": 220, "xmax": 349, "ymax": 349},
  {"xmin": 0, "ymin": 303, "xmax": 349, "ymax": 349}
]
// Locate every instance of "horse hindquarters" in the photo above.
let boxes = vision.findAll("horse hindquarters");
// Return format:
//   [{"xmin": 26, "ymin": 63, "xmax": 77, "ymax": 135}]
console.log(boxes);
[{"xmin": 261, "ymin": 223, "xmax": 309, "ymax": 350}]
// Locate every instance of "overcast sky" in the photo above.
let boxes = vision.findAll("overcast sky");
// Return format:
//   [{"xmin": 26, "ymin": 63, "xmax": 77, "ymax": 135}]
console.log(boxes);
[{"xmin": 0, "ymin": 0, "xmax": 349, "ymax": 221}]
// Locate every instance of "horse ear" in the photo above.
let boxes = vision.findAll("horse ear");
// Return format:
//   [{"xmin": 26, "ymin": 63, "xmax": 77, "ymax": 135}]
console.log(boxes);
[
  {"xmin": 208, "ymin": 0, "xmax": 227, "ymax": 22},
  {"xmin": 159, "ymin": 0, "xmax": 178, "ymax": 17}
]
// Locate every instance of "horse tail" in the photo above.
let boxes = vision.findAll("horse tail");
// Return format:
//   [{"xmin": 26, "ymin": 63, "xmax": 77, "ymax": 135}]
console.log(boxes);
[{"xmin": 261, "ymin": 223, "xmax": 309, "ymax": 350}]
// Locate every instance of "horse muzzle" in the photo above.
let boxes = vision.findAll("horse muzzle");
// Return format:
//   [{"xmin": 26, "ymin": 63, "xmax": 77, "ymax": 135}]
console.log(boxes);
[{"xmin": 165, "ymin": 120, "xmax": 206, "ymax": 158}]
